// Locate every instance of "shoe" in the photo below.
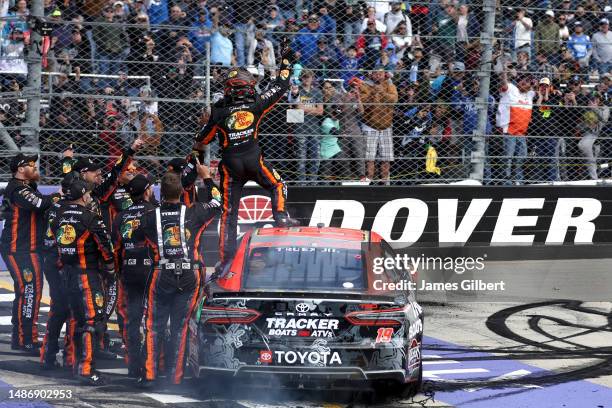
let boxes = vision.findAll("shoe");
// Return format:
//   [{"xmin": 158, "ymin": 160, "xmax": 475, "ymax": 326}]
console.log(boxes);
[
  {"xmin": 274, "ymin": 215, "xmax": 300, "ymax": 228},
  {"xmin": 95, "ymin": 349, "xmax": 118, "ymax": 360},
  {"xmin": 21, "ymin": 343, "xmax": 41, "ymax": 356},
  {"xmin": 41, "ymin": 360, "xmax": 61, "ymax": 371},
  {"xmin": 78, "ymin": 372, "xmax": 106, "ymax": 386},
  {"xmin": 136, "ymin": 377, "xmax": 155, "ymax": 389},
  {"xmin": 108, "ymin": 340, "xmax": 125, "ymax": 356},
  {"xmin": 127, "ymin": 365, "xmax": 141, "ymax": 378}
]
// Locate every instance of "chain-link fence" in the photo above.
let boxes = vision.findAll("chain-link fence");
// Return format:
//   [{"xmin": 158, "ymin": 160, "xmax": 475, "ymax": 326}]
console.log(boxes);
[{"xmin": 1, "ymin": 0, "xmax": 611, "ymax": 185}]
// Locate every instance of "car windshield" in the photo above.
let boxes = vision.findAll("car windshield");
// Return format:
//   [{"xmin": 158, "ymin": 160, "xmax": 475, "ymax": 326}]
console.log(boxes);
[{"xmin": 243, "ymin": 245, "xmax": 366, "ymax": 291}]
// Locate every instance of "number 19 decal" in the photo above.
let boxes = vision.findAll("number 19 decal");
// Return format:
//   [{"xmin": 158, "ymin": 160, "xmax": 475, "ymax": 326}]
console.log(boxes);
[{"xmin": 375, "ymin": 328, "xmax": 394, "ymax": 344}]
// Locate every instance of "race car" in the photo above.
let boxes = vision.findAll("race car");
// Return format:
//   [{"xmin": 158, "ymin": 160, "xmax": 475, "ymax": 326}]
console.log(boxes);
[{"xmin": 188, "ymin": 226, "xmax": 423, "ymax": 394}]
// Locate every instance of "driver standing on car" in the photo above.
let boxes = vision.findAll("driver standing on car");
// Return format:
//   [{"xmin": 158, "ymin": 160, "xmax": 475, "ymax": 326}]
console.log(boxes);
[
  {"xmin": 190, "ymin": 38, "xmax": 299, "ymax": 273},
  {"xmin": 137, "ymin": 167, "xmax": 221, "ymax": 387}
]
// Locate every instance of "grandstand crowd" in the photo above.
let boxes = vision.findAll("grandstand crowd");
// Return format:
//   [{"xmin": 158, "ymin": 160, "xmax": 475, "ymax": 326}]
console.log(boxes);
[{"xmin": 1, "ymin": 0, "xmax": 611, "ymax": 184}]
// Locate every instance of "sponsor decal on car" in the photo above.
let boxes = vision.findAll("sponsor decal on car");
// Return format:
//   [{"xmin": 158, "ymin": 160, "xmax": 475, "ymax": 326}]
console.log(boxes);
[
  {"xmin": 408, "ymin": 338, "xmax": 421, "ymax": 370},
  {"xmin": 259, "ymin": 350, "xmax": 273, "ymax": 364},
  {"xmin": 408, "ymin": 318, "xmax": 423, "ymax": 339},
  {"xmin": 274, "ymin": 350, "xmax": 342, "ymax": 366},
  {"xmin": 266, "ymin": 317, "xmax": 339, "ymax": 338}
]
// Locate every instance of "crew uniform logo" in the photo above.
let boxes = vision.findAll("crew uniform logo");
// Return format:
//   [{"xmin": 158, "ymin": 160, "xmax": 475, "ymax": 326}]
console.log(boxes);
[
  {"xmin": 163, "ymin": 225, "xmax": 191, "ymax": 246},
  {"xmin": 121, "ymin": 219, "xmax": 140, "ymax": 239},
  {"xmin": 95, "ymin": 292, "xmax": 104, "ymax": 308},
  {"xmin": 226, "ymin": 111, "xmax": 254, "ymax": 131},
  {"xmin": 23, "ymin": 268, "xmax": 33, "ymax": 283},
  {"xmin": 57, "ymin": 224, "xmax": 76, "ymax": 245}
]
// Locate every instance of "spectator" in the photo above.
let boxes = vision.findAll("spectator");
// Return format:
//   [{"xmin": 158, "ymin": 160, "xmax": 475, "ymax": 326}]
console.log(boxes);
[
  {"xmin": 535, "ymin": 10, "xmax": 560, "ymax": 60},
  {"xmin": 288, "ymin": 70, "xmax": 324, "ymax": 184},
  {"xmin": 592, "ymin": 18, "xmax": 612, "ymax": 75},
  {"xmin": 313, "ymin": 37, "xmax": 339, "ymax": 77},
  {"xmin": 497, "ymin": 72, "xmax": 536, "ymax": 184},
  {"xmin": 189, "ymin": 10, "xmax": 212, "ymax": 66},
  {"xmin": 292, "ymin": 14, "xmax": 325, "ymax": 67},
  {"xmin": 515, "ymin": 50, "xmax": 530, "ymax": 72},
  {"xmin": 319, "ymin": 105, "xmax": 347, "ymax": 182},
  {"xmin": 339, "ymin": 78, "xmax": 366, "ymax": 179},
  {"xmin": 356, "ymin": 19, "xmax": 388, "ymax": 71},
  {"xmin": 357, "ymin": 67, "xmax": 398, "ymax": 184},
  {"xmin": 579, "ymin": 94, "xmax": 609, "ymax": 179},
  {"xmin": 147, "ymin": 0, "xmax": 169, "ymax": 25},
  {"xmin": 573, "ymin": 5, "xmax": 593, "ymax": 34},
  {"xmin": 113, "ymin": 1, "xmax": 128, "ymax": 22},
  {"xmin": 130, "ymin": 34, "xmax": 160, "ymax": 78},
  {"xmin": 455, "ymin": 4, "xmax": 479, "ymax": 63},
  {"xmin": 512, "ymin": 8, "xmax": 533, "ymax": 61},
  {"xmin": 248, "ymin": 24, "xmax": 276, "ymax": 70},
  {"xmin": 390, "ymin": 20, "xmax": 412, "ymax": 60},
  {"xmin": 458, "ymin": 76, "xmax": 495, "ymax": 163},
  {"xmin": 337, "ymin": 45, "xmax": 361, "ymax": 84},
  {"xmin": 157, "ymin": 62, "xmax": 193, "ymax": 157},
  {"xmin": 558, "ymin": 0, "xmax": 574, "ymax": 22},
  {"xmin": 567, "ymin": 21, "xmax": 592, "ymax": 69},
  {"xmin": 156, "ymin": 4, "xmax": 190, "ymax": 62},
  {"xmin": 340, "ymin": 0, "xmax": 365, "ymax": 49},
  {"xmin": 533, "ymin": 51, "xmax": 556, "ymax": 80},
  {"xmin": 528, "ymin": 77, "xmax": 562, "ymax": 182},
  {"xmin": 396, "ymin": 103, "xmax": 432, "ymax": 179},
  {"xmin": 361, "ymin": 6, "xmax": 386, "ymax": 33},
  {"xmin": 265, "ymin": 5, "xmax": 284, "ymax": 32},
  {"xmin": 384, "ymin": 1, "xmax": 410, "ymax": 35},
  {"xmin": 431, "ymin": 3, "xmax": 458, "ymax": 66},
  {"xmin": 210, "ymin": 23, "xmax": 234, "ymax": 67},
  {"xmin": 318, "ymin": 5, "xmax": 337, "ymax": 36},
  {"xmin": 405, "ymin": 46, "xmax": 426, "ymax": 84},
  {"xmin": 62, "ymin": 28, "xmax": 93, "ymax": 75},
  {"xmin": 228, "ymin": 0, "xmax": 262, "ymax": 66},
  {"xmin": 93, "ymin": 6, "xmax": 130, "ymax": 84},
  {"xmin": 558, "ymin": 14, "xmax": 571, "ymax": 41},
  {"xmin": 322, "ymin": 79, "xmax": 342, "ymax": 116},
  {"xmin": 120, "ymin": 105, "xmax": 141, "ymax": 148}
]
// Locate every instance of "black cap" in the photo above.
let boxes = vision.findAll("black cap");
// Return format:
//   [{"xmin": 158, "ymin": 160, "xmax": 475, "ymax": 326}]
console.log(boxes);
[
  {"xmin": 167, "ymin": 158, "xmax": 187, "ymax": 173},
  {"xmin": 72, "ymin": 157, "xmax": 102, "ymax": 173},
  {"xmin": 67, "ymin": 179, "xmax": 91, "ymax": 201},
  {"xmin": 127, "ymin": 174, "xmax": 152, "ymax": 196},
  {"xmin": 61, "ymin": 171, "xmax": 79, "ymax": 195},
  {"xmin": 10, "ymin": 152, "xmax": 38, "ymax": 173}
]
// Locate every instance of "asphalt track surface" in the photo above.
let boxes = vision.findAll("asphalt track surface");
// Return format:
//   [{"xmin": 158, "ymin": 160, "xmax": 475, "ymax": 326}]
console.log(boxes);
[{"xmin": 0, "ymin": 260, "xmax": 610, "ymax": 408}]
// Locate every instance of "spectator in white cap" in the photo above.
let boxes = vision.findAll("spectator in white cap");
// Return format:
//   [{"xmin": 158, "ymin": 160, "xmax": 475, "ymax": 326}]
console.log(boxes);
[
  {"xmin": 592, "ymin": 18, "xmax": 612, "ymax": 74},
  {"xmin": 512, "ymin": 8, "xmax": 533, "ymax": 61},
  {"xmin": 567, "ymin": 21, "xmax": 592, "ymax": 68},
  {"xmin": 535, "ymin": 10, "xmax": 560, "ymax": 59}
]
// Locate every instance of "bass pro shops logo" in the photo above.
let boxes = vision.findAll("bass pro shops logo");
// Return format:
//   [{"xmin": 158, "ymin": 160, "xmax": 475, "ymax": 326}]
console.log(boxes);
[
  {"xmin": 218, "ymin": 195, "xmax": 275, "ymax": 239},
  {"xmin": 226, "ymin": 111, "xmax": 254, "ymax": 131}
]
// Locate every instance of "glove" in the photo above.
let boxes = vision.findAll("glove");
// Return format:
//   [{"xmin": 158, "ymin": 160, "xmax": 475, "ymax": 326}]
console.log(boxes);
[
  {"xmin": 280, "ymin": 36, "xmax": 295, "ymax": 65},
  {"xmin": 181, "ymin": 154, "xmax": 198, "ymax": 188}
]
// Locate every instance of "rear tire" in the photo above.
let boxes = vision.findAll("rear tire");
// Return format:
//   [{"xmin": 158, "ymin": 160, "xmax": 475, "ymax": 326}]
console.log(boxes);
[{"xmin": 401, "ymin": 360, "xmax": 423, "ymax": 398}]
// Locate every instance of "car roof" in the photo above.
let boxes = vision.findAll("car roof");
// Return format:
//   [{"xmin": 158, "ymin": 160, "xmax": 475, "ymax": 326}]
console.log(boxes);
[{"xmin": 252, "ymin": 226, "xmax": 370, "ymax": 243}]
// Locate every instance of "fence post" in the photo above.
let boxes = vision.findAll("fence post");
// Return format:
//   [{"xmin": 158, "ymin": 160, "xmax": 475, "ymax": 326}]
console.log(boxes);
[
  {"xmin": 470, "ymin": 0, "xmax": 497, "ymax": 182},
  {"xmin": 20, "ymin": 0, "xmax": 44, "ymax": 153},
  {"xmin": 203, "ymin": 41, "xmax": 211, "ymax": 164}
]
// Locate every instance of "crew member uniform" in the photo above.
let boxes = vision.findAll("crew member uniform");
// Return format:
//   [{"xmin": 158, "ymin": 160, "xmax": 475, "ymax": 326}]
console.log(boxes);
[
  {"xmin": 112, "ymin": 175, "xmax": 156, "ymax": 376},
  {"xmin": 50, "ymin": 182, "xmax": 115, "ymax": 383},
  {"xmin": 0, "ymin": 154, "xmax": 60, "ymax": 352},
  {"xmin": 194, "ymin": 44, "xmax": 297, "ymax": 264},
  {"xmin": 140, "ymin": 183, "xmax": 220, "ymax": 384}
]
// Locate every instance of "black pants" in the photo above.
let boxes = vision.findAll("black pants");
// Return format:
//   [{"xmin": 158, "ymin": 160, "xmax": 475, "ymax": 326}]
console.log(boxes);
[
  {"xmin": 118, "ymin": 279, "xmax": 146, "ymax": 370},
  {"xmin": 143, "ymin": 267, "xmax": 201, "ymax": 384},
  {"xmin": 219, "ymin": 147, "xmax": 288, "ymax": 263},
  {"xmin": 0, "ymin": 250, "xmax": 43, "ymax": 347},
  {"xmin": 40, "ymin": 252, "xmax": 73, "ymax": 365},
  {"xmin": 65, "ymin": 265, "xmax": 105, "ymax": 376}
]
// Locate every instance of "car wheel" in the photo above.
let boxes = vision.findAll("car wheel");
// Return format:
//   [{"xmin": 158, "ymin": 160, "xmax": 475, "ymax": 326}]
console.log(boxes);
[{"xmin": 401, "ymin": 360, "xmax": 423, "ymax": 398}]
